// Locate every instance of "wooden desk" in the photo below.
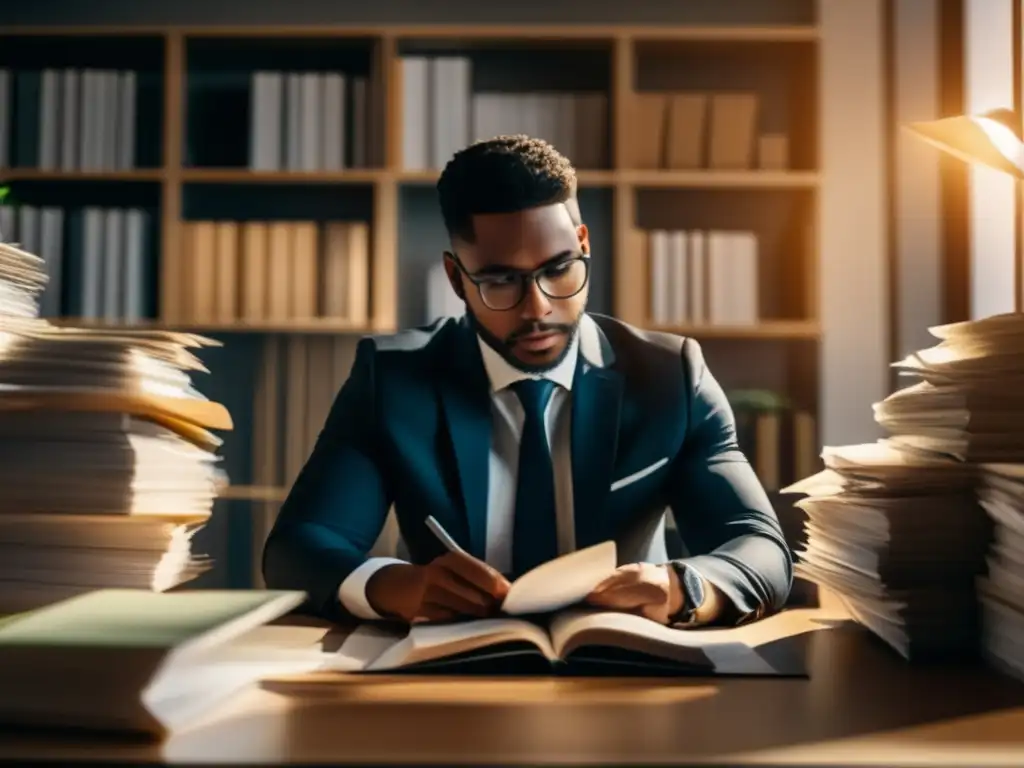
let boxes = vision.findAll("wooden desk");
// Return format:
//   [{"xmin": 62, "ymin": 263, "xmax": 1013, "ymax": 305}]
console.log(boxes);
[{"xmin": 2, "ymin": 601, "xmax": 1024, "ymax": 767}]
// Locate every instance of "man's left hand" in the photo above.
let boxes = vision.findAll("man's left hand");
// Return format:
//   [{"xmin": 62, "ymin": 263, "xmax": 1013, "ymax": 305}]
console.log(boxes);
[{"xmin": 585, "ymin": 562, "xmax": 683, "ymax": 625}]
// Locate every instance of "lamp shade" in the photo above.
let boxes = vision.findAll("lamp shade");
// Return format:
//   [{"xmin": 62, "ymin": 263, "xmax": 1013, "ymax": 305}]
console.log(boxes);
[{"xmin": 904, "ymin": 108, "xmax": 1024, "ymax": 178}]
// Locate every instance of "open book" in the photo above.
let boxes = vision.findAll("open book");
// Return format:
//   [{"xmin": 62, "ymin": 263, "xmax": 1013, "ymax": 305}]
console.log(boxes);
[
  {"xmin": 350, "ymin": 608, "xmax": 791, "ymax": 676},
  {"xmin": 0, "ymin": 589, "xmax": 328, "ymax": 736},
  {"xmin": 340, "ymin": 543, "xmax": 799, "ymax": 677}
]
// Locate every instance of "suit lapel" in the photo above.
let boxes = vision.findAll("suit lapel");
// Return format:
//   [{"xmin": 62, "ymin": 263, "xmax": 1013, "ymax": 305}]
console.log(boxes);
[
  {"xmin": 571, "ymin": 317, "xmax": 625, "ymax": 550},
  {"xmin": 437, "ymin": 320, "xmax": 491, "ymax": 559}
]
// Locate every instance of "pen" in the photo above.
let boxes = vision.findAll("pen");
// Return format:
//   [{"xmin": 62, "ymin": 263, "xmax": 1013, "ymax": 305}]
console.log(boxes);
[{"xmin": 425, "ymin": 515, "xmax": 468, "ymax": 555}]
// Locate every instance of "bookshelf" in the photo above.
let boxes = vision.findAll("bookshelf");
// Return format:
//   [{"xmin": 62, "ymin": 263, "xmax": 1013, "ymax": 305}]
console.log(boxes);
[{"xmin": 0, "ymin": 23, "xmax": 822, "ymax": 587}]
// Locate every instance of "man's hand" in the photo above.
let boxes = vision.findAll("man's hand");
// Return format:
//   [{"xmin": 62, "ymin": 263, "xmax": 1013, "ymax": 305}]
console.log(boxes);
[
  {"xmin": 585, "ymin": 562, "xmax": 683, "ymax": 625},
  {"xmin": 365, "ymin": 552, "xmax": 511, "ymax": 623}
]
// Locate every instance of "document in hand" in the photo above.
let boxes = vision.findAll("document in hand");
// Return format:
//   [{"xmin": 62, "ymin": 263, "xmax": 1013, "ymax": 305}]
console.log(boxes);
[
  {"xmin": 0, "ymin": 589, "xmax": 327, "ymax": 737},
  {"xmin": 342, "ymin": 543, "xmax": 798, "ymax": 677}
]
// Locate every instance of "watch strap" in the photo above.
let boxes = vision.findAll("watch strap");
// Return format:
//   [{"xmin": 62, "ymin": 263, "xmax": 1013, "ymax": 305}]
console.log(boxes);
[{"xmin": 669, "ymin": 561, "xmax": 706, "ymax": 626}]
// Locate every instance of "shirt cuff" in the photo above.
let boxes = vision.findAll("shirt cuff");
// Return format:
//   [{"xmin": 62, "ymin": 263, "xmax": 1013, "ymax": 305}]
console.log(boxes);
[{"xmin": 337, "ymin": 557, "xmax": 409, "ymax": 620}]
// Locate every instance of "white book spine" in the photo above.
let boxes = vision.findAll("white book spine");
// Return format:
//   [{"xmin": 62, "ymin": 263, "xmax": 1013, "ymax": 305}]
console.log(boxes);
[
  {"xmin": 81, "ymin": 207, "xmax": 104, "ymax": 319},
  {"xmin": 39, "ymin": 207, "xmax": 64, "ymax": 318},
  {"xmin": 248, "ymin": 72, "xmax": 264, "ymax": 169},
  {"xmin": 285, "ymin": 73, "xmax": 302, "ymax": 171},
  {"xmin": 449, "ymin": 57, "xmax": 471, "ymax": 163},
  {"xmin": 300, "ymin": 73, "xmax": 321, "ymax": 171},
  {"xmin": 321, "ymin": 72, "xmax": 345, "ymax": 171},
  {"xmin": 734, "ymin": 231, "xmax": 759, "ymax": 325},
  {"xmin": 60, "ymin": 69, "xmax": 79, "ymax": 171},
  {"xmin": 116, "ymin": 71, "xmax": 136, "ymax": 170},
  {"xmin": 123, "ymin": 209, "xmax": 146, "ymax": 322},
  {"xmin": 470, "ymin": 92, "xmax": 498, "ymax": 143},
  {"xmin": 649, "ymin": 229, "xmax": 670, "ymax": 325},
  {"xmin": 668, "ymin": 230, "xmax": 689, "ymax": 324},
  {"xmin": 38, "ymin": 69, "xmax": 61, "ymax": 171},
  {"xmin": 707, "ymin": 231, "xmax": 732, "ymax": 325},
  {"xmin": 688, "ymin": 231, "xmax": 706, "ymax": 323},
  {"xmin": 429, "ymin": 58, "xmax": 450, "ymax": 170},
  {"xmin": 78, "ymin": 71, "xmax": 94, "ymax": 171},
  {"xmin": 0, "ymin": 206, "xmax": 14, "ymax": 243},
  {"xmin": 102, "ymin": 71, "xmax": 118, "ymax": 170},
  {"xmin": 401, "ymin": 57, "xmax": 430, "ymax": 170},
  {"xmin": 103, "ymin": 208, "xmax": 124, "ymax": 321}
]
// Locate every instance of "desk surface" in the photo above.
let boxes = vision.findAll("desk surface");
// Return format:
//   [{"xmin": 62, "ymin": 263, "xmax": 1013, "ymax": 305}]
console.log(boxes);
[{"xmin": 2, "ymin": 599, "xmax": 1024, "ymax": 767}]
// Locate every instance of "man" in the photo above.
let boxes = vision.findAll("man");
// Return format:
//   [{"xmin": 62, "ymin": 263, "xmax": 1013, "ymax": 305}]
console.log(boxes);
[{"xmin": 264, "ymin": 136, "xmax": 792, "ymax": 627}]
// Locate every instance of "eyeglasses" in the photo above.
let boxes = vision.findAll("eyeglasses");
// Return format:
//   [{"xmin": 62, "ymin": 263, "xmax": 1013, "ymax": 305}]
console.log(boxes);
[{"xmin": 448, "ymin": 253, "xmax": 591, "ymax": 312}]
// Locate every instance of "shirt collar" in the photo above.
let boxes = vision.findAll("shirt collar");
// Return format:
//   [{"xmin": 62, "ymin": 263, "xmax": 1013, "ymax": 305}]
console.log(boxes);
[{"xmin": 477, "ymin": 332, "xmax": 579, "ymax": 393}]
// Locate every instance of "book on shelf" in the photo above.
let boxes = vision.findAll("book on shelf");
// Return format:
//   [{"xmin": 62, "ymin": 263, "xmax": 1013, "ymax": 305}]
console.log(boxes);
[
  {"xmin": 399, "ymin": 55, "xmax": 608, "ymax": 170},
  {"xmin": 343, "ymin": 542, "xmax": 799, "ymax": 677},
  {"xmin": 0, "ymin": 589, "xmax": 324, "ymax": 736},
  {"xmin": 641, "ymin": 228, "xmax": 759, "ymax": 327},
  {"xmin": 1, "ymin": 203, "xmax": 152, "ymax": 322},
  {"xmin": 630, "ymin": 90, "xmax": 787, "ymax": 172},
  {"xmin": 249, "ymin": 70, "xmax": 373, "ymax": 171},
  {"xmin": 0, "ymin": 67, "xmax": 141, "ymax": 171},
  {"xmin": 169, "ymin": 219, "xmax": 370, "ymax": 326}
]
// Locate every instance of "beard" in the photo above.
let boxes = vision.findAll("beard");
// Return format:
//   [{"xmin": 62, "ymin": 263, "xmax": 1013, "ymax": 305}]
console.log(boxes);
[{"xmin": 465, "ymin": 306, "xmax": 582, "ymax": 374}]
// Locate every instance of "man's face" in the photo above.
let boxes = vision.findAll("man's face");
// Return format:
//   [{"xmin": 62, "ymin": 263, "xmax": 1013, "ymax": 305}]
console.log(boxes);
[{"xmin": 445, "ymin": 203, "xmax": 590, "ymax": 370}]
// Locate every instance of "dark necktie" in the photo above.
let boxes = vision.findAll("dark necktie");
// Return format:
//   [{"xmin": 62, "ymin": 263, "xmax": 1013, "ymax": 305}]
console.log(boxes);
[{"xmin": 511, "ymin": 378, "xmax": 559, "ymax": 578}]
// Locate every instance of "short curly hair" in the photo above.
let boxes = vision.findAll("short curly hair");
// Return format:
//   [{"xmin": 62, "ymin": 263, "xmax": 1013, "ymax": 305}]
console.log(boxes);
[{"xmin": 436, "ymin": 135, "xmax": 580, "ymax": 243}]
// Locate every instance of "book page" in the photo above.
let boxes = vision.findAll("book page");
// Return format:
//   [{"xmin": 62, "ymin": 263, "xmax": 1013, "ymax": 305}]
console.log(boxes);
[
  {"xmin": 367, "ymin": 618, "xmax": 556, "ymax": 671},
  {"xmin": 549, "ymin": 609, "xmax": 777, "ymax": 674},
  {"xmin": 501, "ymin": 540, "xmax": 616, "ymax": 616}
]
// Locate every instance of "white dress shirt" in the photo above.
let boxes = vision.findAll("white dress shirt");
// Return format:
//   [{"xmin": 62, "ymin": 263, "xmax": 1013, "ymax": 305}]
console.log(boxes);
[{"xmin": 337, "ymin": 333, "xmax": 581, "ymax": 620}]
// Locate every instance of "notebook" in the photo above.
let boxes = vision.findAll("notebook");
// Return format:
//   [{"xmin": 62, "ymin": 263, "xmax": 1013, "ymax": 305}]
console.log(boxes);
[{"xmin": 0, "ymin": 589, "xmax": 326, "ymax": 736}]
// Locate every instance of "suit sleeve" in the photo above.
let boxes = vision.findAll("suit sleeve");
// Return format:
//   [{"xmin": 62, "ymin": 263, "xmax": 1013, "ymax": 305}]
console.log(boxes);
[
  {"xmin": 666, "ymin": 338, "xmax": 794, "ymax": 622},
  {"xmin": 262, "ymin": 337, "xmax": 394, "ymax": 621}
]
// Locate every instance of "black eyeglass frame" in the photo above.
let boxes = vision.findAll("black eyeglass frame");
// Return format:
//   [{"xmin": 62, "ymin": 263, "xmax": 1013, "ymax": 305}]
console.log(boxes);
[{"xmin": 444, "ymin": 252, "xmax": 592, "ymax": 311}]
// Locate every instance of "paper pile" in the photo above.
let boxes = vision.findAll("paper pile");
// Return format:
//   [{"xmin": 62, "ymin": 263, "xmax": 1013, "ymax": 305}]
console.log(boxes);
[
  {"xmin": 0, "ymin": 241, "xmax": 233, "ymax": 613},
  {"xmin": 782, "ymin": 314, "xmax": 1024, "ymax": 661},
  {"xmin": 0, "ymin": 240, "xmax": 48, "ymax": 320}
]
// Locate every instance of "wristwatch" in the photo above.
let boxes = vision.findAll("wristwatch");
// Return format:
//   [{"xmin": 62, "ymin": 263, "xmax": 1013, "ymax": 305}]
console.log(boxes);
[{"xmin": 669, "ymin": 561, "xmax": 707, "ymax": 626}]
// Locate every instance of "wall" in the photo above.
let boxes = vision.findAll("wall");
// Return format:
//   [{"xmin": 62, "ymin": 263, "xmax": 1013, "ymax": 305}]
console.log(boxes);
[
  {"xmin": 893, "ymin": 0, "xmax": 944, "ymax": 367},
  {"xmin": 818, "ymin": 0, "xmax": 889, "ymax": 446}
]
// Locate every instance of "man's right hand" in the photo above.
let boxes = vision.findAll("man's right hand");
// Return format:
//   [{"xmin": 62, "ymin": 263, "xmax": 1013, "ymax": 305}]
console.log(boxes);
[{"xmin": 364, "ymin": 552, "xmax": 511, "ymax": 623}]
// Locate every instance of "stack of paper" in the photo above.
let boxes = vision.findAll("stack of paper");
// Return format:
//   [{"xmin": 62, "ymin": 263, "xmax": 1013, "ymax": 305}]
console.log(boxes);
[
  {"xmin": 784, "ymin": 442, "xmax": 986, "ymax": 659},
  {"xmin": 0, "ymin": 241, "xmax": 48, "ymax": 320},
  {"xmin": 782, "ymin": 314, "xmax": 1024, "ymax": 661},
  {"xmin": 0, "ymin": 302, "xmax": 234, "ymax": 613}
]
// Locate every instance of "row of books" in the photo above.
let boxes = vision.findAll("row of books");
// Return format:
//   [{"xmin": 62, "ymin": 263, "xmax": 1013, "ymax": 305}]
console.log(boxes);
[
  {"xmin": 400, "ymin": 56, "xmax": 608, "ymax": 171},
  {"xmin": 732, "ymin": 404, "xmax": 818, "ymax": 493},
  {"xmin": 635, "ymin": 92, "xmax": 787, "ymax": 171},
  {"xmin": 639, "ymin": 228, "xmax": 759, "ymax": 327},
  {"xmin": 0, "ymin": 68, "xmax": 140, "ymax": 171},
  {"xmin": 0, "ymin": 204, "xmax": 151, "ymax": 322},
  {"xmin": 167, "ymin": 219, "xmax": 371, "ymax": 326},
  {"xmin": 248, "ymin": 71, "xmax": 374, "ymax": 172}
]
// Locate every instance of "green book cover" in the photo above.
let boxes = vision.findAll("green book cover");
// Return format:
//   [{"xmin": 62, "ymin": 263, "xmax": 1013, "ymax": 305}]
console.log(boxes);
[{"xmin": 0, "ymin": 589, "xmax": 303, "ymax": 649}]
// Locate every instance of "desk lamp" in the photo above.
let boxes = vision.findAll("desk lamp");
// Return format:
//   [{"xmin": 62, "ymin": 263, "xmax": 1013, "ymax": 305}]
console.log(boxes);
[{"xmin": 904, "ymin": 108, "xmax": 1024, "ymax": 312}]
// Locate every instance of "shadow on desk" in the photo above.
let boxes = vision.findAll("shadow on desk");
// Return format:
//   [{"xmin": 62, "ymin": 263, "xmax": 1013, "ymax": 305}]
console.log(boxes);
[{"xmin": 2, "ymin": 612, "xmax": 1024, "ymax": 766}]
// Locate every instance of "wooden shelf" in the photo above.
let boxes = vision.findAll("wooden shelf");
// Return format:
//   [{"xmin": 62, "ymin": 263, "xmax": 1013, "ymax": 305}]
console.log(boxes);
[
  {"xmin": 5, "ymin": 25, "xmax": 818, "ymax": 43},
  {"xmin": 0, "ymin": 170, "xmax": 166, "ymax": 182},
  {"xmin": 396, "ymin": 169, "xmax": 619, "ymax": 186},
  {"xmin": 50, "ymin": 318, "xmax": 383, "ymax": 335},
  {"xmin": 646, "ymin": 321, "xmax": 821, "ymax": 340},
  {"xmin": 181, "ymin": 169, "xmax": 382, "ymax": 184},
  {"xmin": 622, "ymin": 170, "xmax": 818, "ymax": 189}
]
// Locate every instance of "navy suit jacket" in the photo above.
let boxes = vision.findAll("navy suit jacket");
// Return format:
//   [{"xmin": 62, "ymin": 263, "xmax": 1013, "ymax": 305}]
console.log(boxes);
[{"xmin": 263, "ymin": 313, "xmax": 793, "ymax": 623}]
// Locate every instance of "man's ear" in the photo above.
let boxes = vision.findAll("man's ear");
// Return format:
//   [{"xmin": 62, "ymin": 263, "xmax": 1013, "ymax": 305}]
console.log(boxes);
[
  {"xmin": 443, "ymin": 252, "xmax": 465, "ymax": 299},
  {"xmin": 577, "ymin": 224, "xmax": 591, "ymax": 255}
]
